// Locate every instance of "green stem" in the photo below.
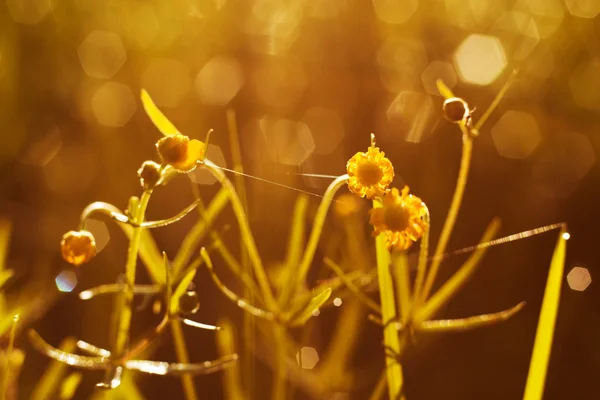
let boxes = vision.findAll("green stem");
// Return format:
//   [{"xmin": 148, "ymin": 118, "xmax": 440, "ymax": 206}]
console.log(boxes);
[
  {"xmin": 1, "ymin": 315, "xmax": 18, "ymax": 400},
  {"xmin": 202, "ymin": 161, "xmax": 277, "ymax": 310},
  {"xmin": 112, "ymin": 190, "xmax": 152, "ymax": 361},
  {"xmin": 412, "ymin": 206, "xmax": 430, "ymax": 308},
  {"xmin": 374, "ymin": 201, "xmax": 404, "ymax": 400},
  {"xmin": 272, "ymin": 323, "xmax": 287, "ymax": 400},
  {"xmin": 278, "ymin": 174, "xmax": 349, "ymax": 308},
  {"xmin": 171, "ymin": 319, "xmax": 199, "ymax": 400},
  {"xmin": 420, "ymin": 136, "xmax": 472, "ymax": 303}
]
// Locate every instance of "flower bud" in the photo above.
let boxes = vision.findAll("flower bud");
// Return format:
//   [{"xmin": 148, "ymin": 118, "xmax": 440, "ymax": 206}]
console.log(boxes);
[
  {"xmin": 156, "ymin": 134, "xmax": 205, "ymax": 171},
  {"xmin": 443, "ymin": 97, "xmax": 470, "ymax": 123},
  {"xmin": 137, "ymin": 161, "xmax": 162, "ymax": 189},
  {"xmin": 60, "ymin": 230, "xmax": 96, "ymax": 266}
]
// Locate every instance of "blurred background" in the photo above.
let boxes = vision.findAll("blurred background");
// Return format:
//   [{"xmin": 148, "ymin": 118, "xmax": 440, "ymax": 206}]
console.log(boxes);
[{"xmin": 0, "ymin": 0, "xmax": 599, "ymax": 398}]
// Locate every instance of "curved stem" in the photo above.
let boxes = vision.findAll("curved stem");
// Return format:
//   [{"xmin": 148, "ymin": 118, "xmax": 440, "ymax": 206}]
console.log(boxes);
[
  {"xmin": 202, "ymin": 160, "xmax": 277, "ymax": 310},
  {"xmin": 420, "ymin": 135, "xmax": 472, "ymax": 303},
  {"xmin": 278, "ymin": 174, "xmax": 349, "ymax": 308},
  {"xmin": 412, "ymin": 204, "xmax": 431, "ymax": 308},
  {"xmin": 112, "ymin": 190, "xmax": 153, "ymax": 363}
]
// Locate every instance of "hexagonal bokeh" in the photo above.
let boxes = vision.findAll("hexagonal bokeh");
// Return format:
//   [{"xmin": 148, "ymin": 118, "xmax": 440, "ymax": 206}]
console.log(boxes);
[
  {"xmin": 491, "ymin": 111, "xmax": 541, "ymax": 159},
  {"xmin": 454, "ymin": 34, "xmax": 507, "ymax": 86},
  {"xmin": 567, "ymin": 266, "xmax": 591, "ymax": 291},
  {"xmin": 189, "ymin": 144, "xmax": 227, "ymax": 185},
  {"xmin": 195, "ymin": 56, "xmax": 244, "ymax": 106},
  {"xmin": 421, "ymin": 61, "xmax": 457, "ymax": 96},
  {"xmin": 493, "ymin": 11, "xmax": 540, "ymax": 61},
  {"xmin": 533, "ymin": 131, "xmax": 596, "ymax": 199},
  {"xmin": 372, "ymin": 0, "xmax": 418, "ymax": 24},
  {"xmin": 121, "ymin": 3, "xmax": 160, "ymax": 49},
  {"xmin": 91, "ymin": 82, "xmax": 137, "ymax": 127},
  {"xmin": 301, "ymin": 107, "xmax": 344, "ymax": 155},
  {"xmin": 259, "ymin": 117, "xmax": 315, "ymax": 165},
  {"xmin": 142, "ymin": 59, "xmax": 191, "ymax": 107},
  {"xmin": 296, "ymin": 347, "xmax": 319, "ymax": 370},
  {"xmin": 523, "ymin": 0, "xmax": 564, "ymax": 38},
  {"xmin": 78, "ymin": 31, "xmax": 127, "ymax": 79},
  {"xmin": 6, "ymin": 0, "xmax": 50, "ymax": 25},
  {"xmin": 55, "ymin": 270, "xmax": 77, "ymax": 293},
  {"xmin": 565, "ymin": 0, "xmax": 600, "ymax": 18},
  {"xmin": 569, "ymin": 58, "xmax": 600, "ymax": 111},
  {"xmin": 378, "ymin": 37, "xmax": 428, "ymax": 92}
]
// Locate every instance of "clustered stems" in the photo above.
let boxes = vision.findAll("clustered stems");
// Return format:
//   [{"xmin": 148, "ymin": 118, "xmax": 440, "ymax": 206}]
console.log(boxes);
[{"xmin": 112, "ymin": 189, "xmax": 153, "ymax": 363}]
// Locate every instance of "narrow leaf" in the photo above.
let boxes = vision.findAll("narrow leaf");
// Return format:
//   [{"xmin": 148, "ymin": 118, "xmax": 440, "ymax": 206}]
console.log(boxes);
[
  {"xmin": 170, "ymin": 267, "xmax": 198, "ymax": 315},
  {"xmin": 286, "ymin": 287, "xmax": 332, "ymax": 327},
  {"xmin": 140, "ymin": 89, "xmax": 179, "ymax": 136},
  {"xmin": 436, "ymin": 79, "xmax": 456, "ymax": 100},
  {"xmin": 416, "ymin": 218, "xmax": 501, "ymax": 323},
  {"xmin": 523, "ymin": 231, "xmax": 567, "ymax": 400}
]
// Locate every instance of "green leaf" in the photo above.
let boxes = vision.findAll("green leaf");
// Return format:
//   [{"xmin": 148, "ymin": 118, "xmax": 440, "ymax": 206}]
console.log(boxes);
[
  {"xmin": 416, "ymin": 218, "xmax": 501, "ymax": 323},
  {"xmin": 523, "ymin": 231, "xmax": 567, "ymax": 400},
  {"xmin": 170, "ymin": 266, "xmax": 197, "ymax": 315},
  {"xmin": 286, "ymin": 287, "xmax": 332, "ymax": 327},
  {"xmin": 436, "ymin": 79, "xmax": 456, "ymax": 100},
  {"xmin": 140, "ymin": 89, "xmax": 179, "ymax": 136}
]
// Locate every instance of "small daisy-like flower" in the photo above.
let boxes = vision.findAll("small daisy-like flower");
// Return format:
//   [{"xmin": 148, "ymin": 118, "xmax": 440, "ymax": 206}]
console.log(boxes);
[
  {"xmin": 60, "ymin": 230, "xmax": 97, "ymax": 266},
  {"xmin": 369, "ymin": 186, "xmax": 427, "ymax": 251},
  {"xmin": 346, "ymin": 145, "xmax": 394, "ymax": 199},
  {"xmin": 156, "ymin": 134, "xmax": 205, "ymax": 172}
]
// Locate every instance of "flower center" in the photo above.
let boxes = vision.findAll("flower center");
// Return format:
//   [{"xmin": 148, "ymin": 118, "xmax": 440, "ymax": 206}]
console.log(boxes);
[
  {"xmin": 384, "ymin": 204, "xmax": 410, "ymax": 232},
  {"xmin": 357, "ymin": 160, "xmax": 383, "ymax": 186}
]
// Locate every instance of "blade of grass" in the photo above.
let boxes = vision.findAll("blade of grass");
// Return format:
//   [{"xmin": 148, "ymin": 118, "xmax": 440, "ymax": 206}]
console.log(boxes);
[
  {"xmin": 286, "ymin": 288, "xmax": 332, "ymax": 327},
  {"xmin": 523, "ymin": 231, "xmax": 567, "ymax": 400},
  {"xmin": 1, "ymin": 315, "xmax": 18, "ymax": 400},
  {"xmin": 415, "ymin": 218, "xmax": 501, "ymax": 323},
  {"xmin": 216, "ymin": 318, "xmax": 246, "ymax": 400},
  {"xmin": 278, "ymin": 195, "xmax": 309, "ymax": 306},
  {"xmin": 140, "ymin": 89, "xmax": 179, "ymax": 136},
  {"xmin": 172, "ymin": 187, "xmax": 229, "ymax": 278},
  {"xmin": 226, "ymin": 108, "xmax": 254, "ymax": 399},
  {"xmin": 436, "ymin": 79, "xmax": 456, "ymax": 100},
  {"xmin": 59, "ymin": 372, "xmax": 82, "ymax": 400},
  {"xmin": 170, "ymin": 319, "xmax": 199, "ymax": 400}
]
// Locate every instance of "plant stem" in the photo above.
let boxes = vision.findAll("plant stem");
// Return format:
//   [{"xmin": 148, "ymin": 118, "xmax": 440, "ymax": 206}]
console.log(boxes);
[
  {"xmin": 171, "ymin": 319, "xmax": 199, "ymax": 400},
  {"xmin": 271, "ymin": 323, "xmax": 288, "ymax": 400},
  {"xmin": 112, "ymin": 190, "xmax": 152, "ymax": 361},
  {"xmin": 1, "ymin": 315, "xmax": 18, "ymax": 400},
  {"xmin": 278, "ymin": 174, "xmax": 349, "ymax": 308},
  {"xmin": 202, "ymin": 161, "xmax": 277, "ymax": 310},
  {"xmin": 374, "ymin": 201, "xmax": 404, "ymax": 400},
  {"xmin": 421, "ymin": 135, "xmax": 472, "ymax": 303}
]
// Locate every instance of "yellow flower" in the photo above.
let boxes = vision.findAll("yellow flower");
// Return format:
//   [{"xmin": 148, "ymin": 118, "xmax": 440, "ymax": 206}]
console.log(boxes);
[
  {"xmin": 156, "ymin": 134, "xmax": 205, "ymax": 172},
  {"xmin": 346, "ymin": 146, "xmax": 394, "ymax": 199},
  {"xmin": 369, "ymin": 186, "xmax": 427, "ymax": 251},
  {"xmin": 60, "ymin": 230, "xmax": 97, "ymax": 266}
]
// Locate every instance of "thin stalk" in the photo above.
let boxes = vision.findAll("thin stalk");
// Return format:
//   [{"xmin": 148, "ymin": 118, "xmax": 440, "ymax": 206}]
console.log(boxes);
[
  {"xmin": 1, "ymin": 315, "xmax": 18, "ymax": 400},
  {"xmin": 374, "ymin": 201, "xmax": 404, "ymax": 400},
  {"xmin": 226, "ymin": 108, "xmax": 255, "ymax": 400},
  {"xmin": 393, "ymin": 253, "xmax": 411, "ymax": 325},
  {"xmin": 202, "ymin": 161, "xmax": 277, "ymax": 310},
  {"xmin": 271, "ymin": 324, "xmax": 287, "ymax": 400},
  {"xmin": 112, "ymin": 190, "xmax": 152, "ymax": 362},
  {"xmin": 412, "ymin": 206, "xmax": 430, "ymax": 308},
  {"xmin": 278, "ymin": 174, "xmax": 349, "ymax": 307},
  {"xmin": 421, "ymin": 135, "xmax": 472, "ymax": 302},
  {"xmin": 171, "ymin": 319, "xmax": 199, "ymax": 400}
]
